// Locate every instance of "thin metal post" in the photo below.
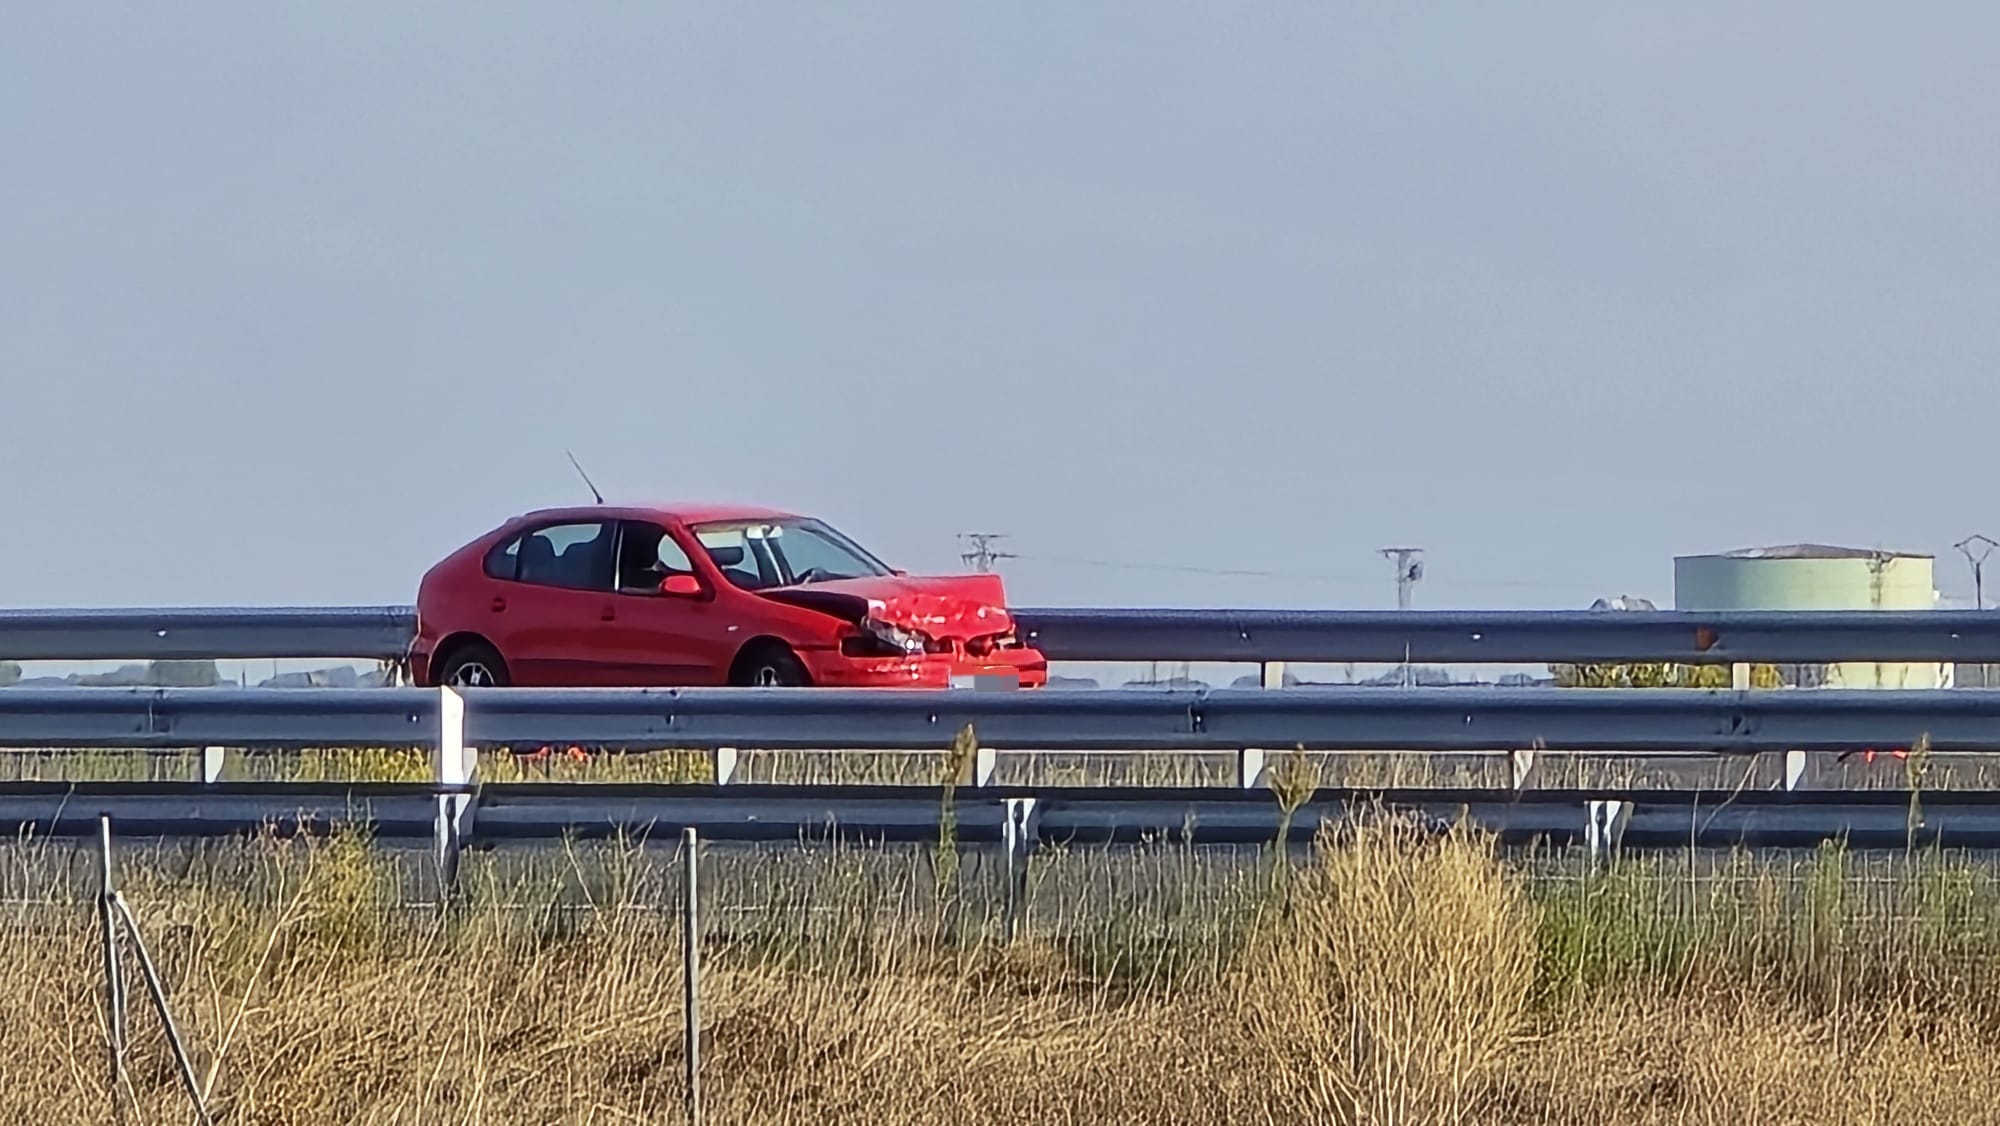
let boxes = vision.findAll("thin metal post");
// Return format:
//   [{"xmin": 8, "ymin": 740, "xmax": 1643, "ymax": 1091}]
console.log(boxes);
[
  {"xmin": 98, "ymin": 816, "xmax": 128, "ymax": 1119},
  {"xmin": 111, "ymin": 893, "xmax": 214, "ymax": 1126},
  {"xmin": 682, "ymin": 826, "xmax": 702, "ymax": 1126}
]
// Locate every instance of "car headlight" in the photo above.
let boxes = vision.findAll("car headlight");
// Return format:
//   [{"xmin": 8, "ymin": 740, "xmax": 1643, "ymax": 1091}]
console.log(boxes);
[{"xmin": 862, "ymin": 616, "xmax": 927, "ymax": 655}]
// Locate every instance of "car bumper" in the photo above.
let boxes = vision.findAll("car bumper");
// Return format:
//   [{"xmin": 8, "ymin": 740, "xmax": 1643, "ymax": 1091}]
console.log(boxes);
[{"xmin": 799, "ymin": 647, "xmax": 1049, "ymax": 689}]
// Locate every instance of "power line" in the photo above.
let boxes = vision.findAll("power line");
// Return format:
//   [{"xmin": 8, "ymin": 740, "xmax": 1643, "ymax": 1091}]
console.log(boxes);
[{"xmin": 1005, "ymin": 552, "xmax": 1608, "ymax": 594}]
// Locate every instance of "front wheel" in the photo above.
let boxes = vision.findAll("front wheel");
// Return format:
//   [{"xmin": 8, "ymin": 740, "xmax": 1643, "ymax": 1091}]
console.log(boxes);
[{"xmin": 731, "ymin": 644, "xmax": 810, "ymax": 687}]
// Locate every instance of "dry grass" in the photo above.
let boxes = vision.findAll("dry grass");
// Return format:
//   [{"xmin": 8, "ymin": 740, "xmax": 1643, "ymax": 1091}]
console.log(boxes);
[
  {"xmin": 1237, "ymin": 816, "xmax": 1540, "ymax": 1122},
  {"xmin": 12, "ymin": 742, "xmax": 2000, "ymax": 791},
  {"xmin": 3, "ymin": 816, "xmax": 2000, "ymax": 1123}
]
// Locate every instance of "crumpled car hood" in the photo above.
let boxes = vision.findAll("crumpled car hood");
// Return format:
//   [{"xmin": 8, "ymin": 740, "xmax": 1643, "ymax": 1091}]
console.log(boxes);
[{"xmin": 752, "ymin": 573, "xmax": 1016, "ymax": 640}]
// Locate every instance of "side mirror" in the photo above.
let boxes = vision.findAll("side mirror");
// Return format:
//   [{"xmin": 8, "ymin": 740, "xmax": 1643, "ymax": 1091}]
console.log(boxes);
[{"xmin": 661, "ymin": 574, "xmax": 703, "ymax": 597}]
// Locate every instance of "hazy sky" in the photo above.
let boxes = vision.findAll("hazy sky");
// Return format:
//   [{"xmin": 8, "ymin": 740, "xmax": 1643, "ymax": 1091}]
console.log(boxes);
[{"xmin": 6, "ymin": 2, "xmax": 1999, "ymax": 614}]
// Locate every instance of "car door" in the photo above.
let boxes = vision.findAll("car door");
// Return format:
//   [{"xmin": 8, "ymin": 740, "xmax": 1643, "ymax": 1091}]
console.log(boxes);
[
  {"xmin": 499, "ymin": 520, "xmax": 621, "ymax": 685},
  {"xmin": 606, "ymin": 519, "xmax": 736, "ymax": 685}
]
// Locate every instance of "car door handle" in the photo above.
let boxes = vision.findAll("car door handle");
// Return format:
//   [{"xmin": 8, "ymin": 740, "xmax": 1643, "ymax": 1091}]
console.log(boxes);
[
  {"xmin": 490, "ymin": 596, "xmax": 507, "ymax": 613},
  {"xmin": 601, "ymin": 605, "xmax": 616, "ymax": 621}
]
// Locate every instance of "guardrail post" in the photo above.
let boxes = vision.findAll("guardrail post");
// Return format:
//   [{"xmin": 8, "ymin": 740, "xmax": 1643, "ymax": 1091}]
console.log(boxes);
[
  {"xmin": 1236, "ymin": 749, "xmax": 1267, "ymax": 789},
  {"xmin": 1236, "ymin": 660, "xmax": 1286, "ymax": 788},
  {"xmin": 1001, "ymin": 797, "xmax": 1038, "ymax": 943},
  {"xmin": 433, "ymin": 687, "xmax": 475, "ymax": 890},
  {"xmin": 711, "ymin": 747, "xmax": 738, "ymax": 786},
  {"xmin": 200, "ymin": 746, "xmax": 226, "ymax": 785},
  {"xmin": 951, "ymin": 674, "xmax": 1013, "ymax": 786},
  {"xmin": 1510, "ymin": 748, "xmax": 1538, "ymax": 790},
  {"xmin": 1585, "ymin": 800, "xmax": 1630, "ymax": 868}
]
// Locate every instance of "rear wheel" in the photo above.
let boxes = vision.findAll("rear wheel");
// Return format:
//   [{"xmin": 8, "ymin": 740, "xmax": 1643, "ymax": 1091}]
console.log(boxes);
[
  {"xmin": 434, "ymin": 640, "xmax": 510, "ymax": 688},
  {"xmin": 730, "ymin": 643, "xmax": 810, "ymax": 687}
]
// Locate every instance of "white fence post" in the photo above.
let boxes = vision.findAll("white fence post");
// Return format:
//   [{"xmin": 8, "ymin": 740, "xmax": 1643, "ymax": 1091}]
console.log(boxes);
[
  {"xmin": 434, "ymin": 687, "xmax": 475, "ymax": 889},
  {"xmin": 200, "ymin": 746, "xmax": 226, "ymax": 785}
]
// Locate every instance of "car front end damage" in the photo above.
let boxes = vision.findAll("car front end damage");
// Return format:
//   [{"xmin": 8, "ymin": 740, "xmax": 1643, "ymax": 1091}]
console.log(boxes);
[
  {"xmin": 762, "ymin": 587, "xmax": 1049, "ymax": 688},
  {"xmin": 810, "ymin": 629, "xmax": 1049, "ymax": 688}
]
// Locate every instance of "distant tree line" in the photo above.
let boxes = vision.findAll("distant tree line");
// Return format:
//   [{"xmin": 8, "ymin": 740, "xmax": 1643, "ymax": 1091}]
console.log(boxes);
[{"xmin": 0, "ymin": 659, "xmax": 218, "ymax": 688}]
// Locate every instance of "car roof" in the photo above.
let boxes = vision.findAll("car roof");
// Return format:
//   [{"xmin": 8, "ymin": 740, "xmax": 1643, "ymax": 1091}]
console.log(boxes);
[{"xmin": 508, "ymin": 501, "xmax": 803, "ymax": 526}]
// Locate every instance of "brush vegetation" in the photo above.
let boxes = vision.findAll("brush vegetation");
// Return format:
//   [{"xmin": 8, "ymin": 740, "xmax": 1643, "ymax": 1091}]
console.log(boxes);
[
  {"xmin": 5, "ymin": 809, "xmax": 2000, "ymax": 1122},
  {"xmin": 4, "ymin": 735, "xmax": 1999, "ymax": 1120}
]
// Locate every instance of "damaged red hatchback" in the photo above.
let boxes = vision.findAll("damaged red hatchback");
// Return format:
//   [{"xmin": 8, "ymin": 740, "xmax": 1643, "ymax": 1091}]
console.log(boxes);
[{"xmin": 410, "ymin": 503, "xmax": 1048, "ymax": 690}]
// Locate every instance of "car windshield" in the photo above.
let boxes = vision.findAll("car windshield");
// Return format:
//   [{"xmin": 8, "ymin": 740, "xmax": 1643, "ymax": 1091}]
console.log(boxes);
[{"xmin": 689, "ymin": 517, "xmax": 895, "ymax": 590}]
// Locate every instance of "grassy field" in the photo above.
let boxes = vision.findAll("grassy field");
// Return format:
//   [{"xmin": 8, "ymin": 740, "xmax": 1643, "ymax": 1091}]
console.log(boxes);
[{"xmin": 7, "ymin": 806, "xmax": 2000, "ymax": 1123}]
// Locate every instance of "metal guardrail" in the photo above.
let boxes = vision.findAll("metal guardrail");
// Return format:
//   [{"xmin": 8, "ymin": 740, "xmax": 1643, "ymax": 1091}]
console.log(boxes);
[
  {"xmin": 1017, "ymin": 608, "xmax": 2000, "ymax": 665},
  {"xmin": 0, "ymin": 685, "xmax": 1993, "ymax": 754},
  {"xmin": 5, "ymin": 780, "xmax": 1991, "ymax": 854},
  {"xmin": 0, "ymin": 606, "xmax": 418, "ymax": 662},
  {"xmin": 7, "ymin": 604, "xmax": 2000, "ymax": 665}
]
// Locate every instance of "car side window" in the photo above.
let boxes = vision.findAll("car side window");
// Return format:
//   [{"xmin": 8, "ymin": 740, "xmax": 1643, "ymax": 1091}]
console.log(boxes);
[
  {"xmin": 694, "ymin": 526, "xmax": 777, "ymax": 589},
  {"xmin": 483, "ymin": 535, "xmax": 521, "ymax": 581},
  {"xmin": 518, "ymin": 522, "xmax": 614, "ymax": 591},
  {"xmin": 615, "ymin": 521, "xmax": 694, "ymax": 592}
]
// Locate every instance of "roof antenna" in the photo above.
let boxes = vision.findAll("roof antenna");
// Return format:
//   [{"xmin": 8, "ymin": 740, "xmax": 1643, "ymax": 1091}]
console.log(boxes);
[{"xmin": 565, "ymin": 450, "xmax": 605, "ymax": 504}]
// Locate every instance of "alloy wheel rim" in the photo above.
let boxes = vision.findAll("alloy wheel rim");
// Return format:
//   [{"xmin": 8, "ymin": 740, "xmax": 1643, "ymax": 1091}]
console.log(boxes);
[{"xmin": 451, "ymin": 662, "xmax": 495, "ymax": 687}]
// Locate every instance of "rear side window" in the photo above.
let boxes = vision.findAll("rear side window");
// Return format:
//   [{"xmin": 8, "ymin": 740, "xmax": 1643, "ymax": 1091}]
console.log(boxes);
[
  {"xmin": 518, "ymin": 522, "xmax": 615, "ymax": 591},
  {"xmin": 483, "ymin": 536, "xmax": 521, "ymax": 580}
]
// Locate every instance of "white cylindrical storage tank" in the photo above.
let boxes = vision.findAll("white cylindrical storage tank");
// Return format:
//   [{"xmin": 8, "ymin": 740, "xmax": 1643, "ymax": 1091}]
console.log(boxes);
[{"xmin": 1672, "ymin": 544, "xmax": 1944, "ymax": 688}]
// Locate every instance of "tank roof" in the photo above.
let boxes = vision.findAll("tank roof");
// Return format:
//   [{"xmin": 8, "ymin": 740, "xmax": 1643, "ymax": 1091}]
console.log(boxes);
[{"xmin": 1679, "ymin": 543, "xmax": 1932, "ymax": 561}]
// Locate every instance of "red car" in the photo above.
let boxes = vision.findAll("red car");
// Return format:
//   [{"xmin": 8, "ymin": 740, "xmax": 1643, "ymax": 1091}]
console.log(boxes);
[{"xmin": 409, "ymin": 502, "xmax": 1048, "ymax": 690}]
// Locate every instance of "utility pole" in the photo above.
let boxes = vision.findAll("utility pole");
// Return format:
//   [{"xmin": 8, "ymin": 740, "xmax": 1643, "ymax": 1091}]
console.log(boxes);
[
  {"xmin": 959, "ymin": 532, "xmax": 1016, "ymax": 573},
  {"xmin": 1957, "ymin": 534, "xmax": 1998, "ymax": 610},
  {"xmin": 1379, "ymin": 547, "xmax": 1424, "ymax": 610}
]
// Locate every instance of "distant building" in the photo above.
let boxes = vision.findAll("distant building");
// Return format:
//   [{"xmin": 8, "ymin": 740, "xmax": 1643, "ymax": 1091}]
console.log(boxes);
[{"xmin": 1673, "ymin": 543, "xmax": 1947, "ymax": 689}]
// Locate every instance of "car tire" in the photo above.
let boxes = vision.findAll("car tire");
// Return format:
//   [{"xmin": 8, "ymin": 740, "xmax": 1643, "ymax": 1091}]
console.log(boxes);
[
  {"xmin": 732, "ymin": 643, "xmax": 810, "ymax": 687},
  {"xmin": 435, "ymin": 640, "xmax": 510, "ymax": 688}
]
